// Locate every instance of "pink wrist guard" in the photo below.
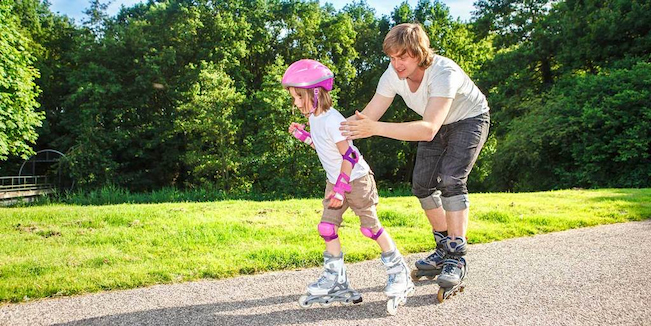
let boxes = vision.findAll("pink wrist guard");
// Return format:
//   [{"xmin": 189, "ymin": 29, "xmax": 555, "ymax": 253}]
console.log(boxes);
[
  {"xmin": 292, "ymin": 125, "xmax": 312, "ymax": 145},
  {"xmin": 332, "ymin": 172, "xmax": 352, "ymax": 201}
]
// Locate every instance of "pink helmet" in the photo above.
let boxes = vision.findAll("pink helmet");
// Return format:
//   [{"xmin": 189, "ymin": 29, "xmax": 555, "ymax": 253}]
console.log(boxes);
[
  {"xmin": 282, "ymin": 59, "xmax": 334, "ymax": 114},
  {"xmin": 281, "ymin": 59, "xmax": 334, "ymax": 91}
]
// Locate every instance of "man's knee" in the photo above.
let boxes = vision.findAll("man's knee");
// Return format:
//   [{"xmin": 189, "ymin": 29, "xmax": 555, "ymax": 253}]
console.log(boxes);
[
  {"xmin": 441, "ymin": 194, "xmax": 470, "ymax": 211},
  {"xmin": 439, "ymin": 175, "xmax": 470, "ymax": 211},
  {"xmin": 412, "ymin": 184, "xmax": 442, "ymax": 210}
]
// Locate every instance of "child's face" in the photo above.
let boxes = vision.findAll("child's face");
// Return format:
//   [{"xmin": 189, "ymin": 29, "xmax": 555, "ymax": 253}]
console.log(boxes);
[{"xmin": 289, "ymin": 87, "xmax": 309, "ymax": 114}]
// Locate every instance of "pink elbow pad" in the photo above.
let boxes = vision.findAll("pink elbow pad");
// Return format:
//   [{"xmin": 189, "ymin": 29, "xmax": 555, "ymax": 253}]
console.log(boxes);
[{"xmin": 343, "ymin": 147, "xmax": 359, "ymax": 168}]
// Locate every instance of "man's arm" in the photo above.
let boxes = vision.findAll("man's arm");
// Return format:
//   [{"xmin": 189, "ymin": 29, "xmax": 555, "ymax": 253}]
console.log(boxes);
[
  {"xmin": 355, "ymin": 93, "xmax": 394, "ymax": 121},
  {"xmin": 341, "ymin": 97, "xmax": 452, "ymax": 142}
]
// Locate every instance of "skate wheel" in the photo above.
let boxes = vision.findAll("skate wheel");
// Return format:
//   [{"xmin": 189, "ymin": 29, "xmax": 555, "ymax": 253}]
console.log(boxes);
[
  {"xmin": 410, "ymin": 269, "xmax": 421, "ymax": 281},
  {"xmin": 386, "ymin": 298, "xmax": 398, "ymax": 316},
  {"xmin": 437, "ymin": 287, "xmax": 445, "ymax": 303},
  {"xmin": 319, "ymin": 299, "xmax": 332, "ymax": 307},
  {"xmin": 426, "ymin": 275, "xmax": 436, "ymax": 280},
  {"xmin": 298, "ymin": 295, "xmax": 311, "ymax": 308}
]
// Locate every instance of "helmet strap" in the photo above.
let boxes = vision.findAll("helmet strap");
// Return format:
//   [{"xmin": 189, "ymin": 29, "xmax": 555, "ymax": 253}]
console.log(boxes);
[{"xmin": 312, "ymin": 88, "xmax": 319, "ymax": 114}]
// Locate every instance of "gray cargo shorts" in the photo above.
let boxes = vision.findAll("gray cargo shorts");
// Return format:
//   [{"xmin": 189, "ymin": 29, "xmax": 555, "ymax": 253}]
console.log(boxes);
[{"xmin": 412, "ymin": 112, "xmax": 490, "ymax": 211}]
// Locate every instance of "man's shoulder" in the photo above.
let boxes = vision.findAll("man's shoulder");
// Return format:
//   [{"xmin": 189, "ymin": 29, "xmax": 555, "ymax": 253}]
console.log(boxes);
[{"xmin": 428, "ymin": 56, "xmax": 463, "ymax": 83}]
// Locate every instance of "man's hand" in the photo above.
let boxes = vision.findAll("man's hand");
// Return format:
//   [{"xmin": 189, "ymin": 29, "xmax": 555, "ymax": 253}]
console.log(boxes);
[{"xmin": 340, "ymin": 111, "xmax": 376, "ymax": 140}]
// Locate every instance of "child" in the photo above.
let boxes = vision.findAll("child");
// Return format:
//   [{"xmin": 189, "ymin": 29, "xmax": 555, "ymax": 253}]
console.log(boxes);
[{"xmin": 281, "ymin": 59, "xmax": 414, "ymax": 314}]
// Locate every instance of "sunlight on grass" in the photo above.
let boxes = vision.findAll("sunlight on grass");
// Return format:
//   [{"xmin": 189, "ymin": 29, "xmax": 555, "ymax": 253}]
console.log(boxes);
[{"xmin": 0, "ymin": 188, "xmax": 649, "ymax": 302}]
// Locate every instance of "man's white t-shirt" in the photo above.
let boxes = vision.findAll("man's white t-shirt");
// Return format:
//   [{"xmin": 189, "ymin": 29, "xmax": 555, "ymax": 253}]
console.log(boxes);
[
  {"xmin": 309, "ymin": 108, "xmax": 371, "ymax": 184},
  {"xmin": 376, "ymin": 55, "xmax": 489, "ymax": 125}
]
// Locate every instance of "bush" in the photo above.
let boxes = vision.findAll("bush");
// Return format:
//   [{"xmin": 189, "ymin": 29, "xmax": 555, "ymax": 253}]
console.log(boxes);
[{"xmin": 490, "ymin": 61, "xmax": 651, "ymax": 190}]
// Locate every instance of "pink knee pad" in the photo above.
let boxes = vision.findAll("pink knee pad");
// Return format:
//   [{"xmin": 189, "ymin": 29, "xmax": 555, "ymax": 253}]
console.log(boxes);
[
  {"xmin": 361, "ymin": 227, "xmax": 384, "ymax": 240},
  {"xmin": 318, "ymin": 222, "xmax": 338, "ymax": 242}
]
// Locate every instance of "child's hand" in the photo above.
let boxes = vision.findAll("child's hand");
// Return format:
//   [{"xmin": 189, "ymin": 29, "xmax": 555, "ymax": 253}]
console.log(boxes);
[
  {"xmin": 288, "ymin": 122, "xmax": 304, "ymax": 134},
  {"xmin": 289, "ymin": 122, "xmax": 313, "ymax": 146},
  {"xmin": 327, "ymin": 190, "xmax": 344, "ymax": 208}
]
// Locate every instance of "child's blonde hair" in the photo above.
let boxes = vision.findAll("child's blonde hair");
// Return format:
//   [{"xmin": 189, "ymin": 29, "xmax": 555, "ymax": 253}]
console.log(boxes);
[
  {"xmin": 383, "ymin": 23, "xmax": 434, "ymax": 68},
  {"xmin": 290, "ymin": 86, "xmax": 333, "ymax": 114}
]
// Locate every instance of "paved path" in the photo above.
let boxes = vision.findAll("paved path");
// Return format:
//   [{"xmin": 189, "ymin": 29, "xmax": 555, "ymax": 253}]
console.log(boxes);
[{"xmin": 2, "ymin": 221, "xmax": 650, "ymax": 325}]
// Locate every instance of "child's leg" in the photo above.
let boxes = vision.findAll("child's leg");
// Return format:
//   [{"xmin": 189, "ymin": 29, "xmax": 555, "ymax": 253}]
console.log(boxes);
[
  {"xmin": 320, "ymin": 181, "xmax": 348, "ymax": 256},
  {"xmin": 320, "ymin": 223, "xmax": 342, "ymax": 256},
  {"xmin": 347, "ymin": 174, "xmax": 395, "ymax": 253},
  {"xmin": 360, "ymin": 226, "xmax": 394, "ymax": 253}
]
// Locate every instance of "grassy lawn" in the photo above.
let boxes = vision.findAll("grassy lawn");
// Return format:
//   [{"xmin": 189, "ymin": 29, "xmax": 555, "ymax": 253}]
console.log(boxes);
[{"xmin": 0, "ymin": 188, "xmax": 649, "ymax": 303}]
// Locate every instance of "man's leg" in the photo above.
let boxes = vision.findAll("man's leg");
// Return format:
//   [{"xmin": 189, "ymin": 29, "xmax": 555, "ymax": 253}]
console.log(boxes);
[
  {"xmin": 412, "ymin": 133, "xmax": 448, "ymax": 274},
  {"xmin": 446, "ymin": 208, "xmax": 468, "ymax": 238},
  {"xmin": 436, "ymin": 113, "xmax": 490, "ymax": 289},
  {"xmin": 425, "ymin": 206, "xmax": 447, "ymax": 232}
]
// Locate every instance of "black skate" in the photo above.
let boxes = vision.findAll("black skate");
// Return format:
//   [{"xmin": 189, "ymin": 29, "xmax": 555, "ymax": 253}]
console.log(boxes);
[
  {"xmin": 412, "ymin": 231, "xmax": 446, "ymax": 281},
  {"xmin": 436, "ymin": 237, "xmax": 467, "ymax": 303}
]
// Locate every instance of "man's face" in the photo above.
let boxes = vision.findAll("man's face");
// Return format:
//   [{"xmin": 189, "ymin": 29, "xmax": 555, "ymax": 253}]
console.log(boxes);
[{"xmin": 388, "ymin": 51, "xmax": 420, "ymax": 80}]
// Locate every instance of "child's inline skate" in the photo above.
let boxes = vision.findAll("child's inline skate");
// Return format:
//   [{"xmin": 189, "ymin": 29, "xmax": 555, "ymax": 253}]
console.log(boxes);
[
  {"xmin": 411, "ymin": 231, "xmax": 447, "ymax": 281},
  {"xmin": 298, "ymin": 252, "xmax": 363, "ymax": 308},
  {"xmin": 436, "ymin": 236, "xmax": 467, "ymax": 303},
  {"xmin": 381, "ymin": 250, "xmax": 415, "ymax": 315}
]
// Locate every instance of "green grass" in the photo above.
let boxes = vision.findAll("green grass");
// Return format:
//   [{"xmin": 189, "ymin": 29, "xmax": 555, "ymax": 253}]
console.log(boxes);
[{"xmin": 0, "ymin": 188, "xmax": 649, "ymax": 303}]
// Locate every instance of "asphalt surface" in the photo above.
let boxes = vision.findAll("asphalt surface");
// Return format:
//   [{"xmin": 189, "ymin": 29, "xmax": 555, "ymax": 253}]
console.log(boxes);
[{"xmin": 2, "ymin": 221, "xmax": 650, "ymax": 326}]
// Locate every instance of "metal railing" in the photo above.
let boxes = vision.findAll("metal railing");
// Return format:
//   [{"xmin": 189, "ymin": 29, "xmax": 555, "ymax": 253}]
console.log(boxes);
[{"xmin": 0, "ymin": 176, "xmax": 54, "ymax": 193}]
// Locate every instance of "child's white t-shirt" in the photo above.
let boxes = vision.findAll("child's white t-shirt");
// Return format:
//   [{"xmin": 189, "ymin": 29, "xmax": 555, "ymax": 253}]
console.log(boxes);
[
  {"xmin": 376, "ymin": 55, "xmax": 489, "ymax": 125},
  {"xmin": 308, "ymin": 108, "xmax": 371, "ymax": 184}
]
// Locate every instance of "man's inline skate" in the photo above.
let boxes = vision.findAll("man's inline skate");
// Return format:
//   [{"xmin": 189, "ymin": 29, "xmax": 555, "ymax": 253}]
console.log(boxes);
[
  {"xmin": 381, "ymin": 250, "xmax": 415, "ymax": 315},
  {"xmin": 411, "ymin": 231, "xmax": 447, "ymax": 281},
  {"xmin": 298, "ymin": 252, "xmax": 363, "ymax": 308},
  {"xmin": 436, "ymin": 236, "xmax": 467, "ymax": 303}
]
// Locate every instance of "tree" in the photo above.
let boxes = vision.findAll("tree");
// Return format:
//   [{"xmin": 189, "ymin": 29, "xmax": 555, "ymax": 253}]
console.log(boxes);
[
  {"xmin": 490, "ymin": 62, "xmax": 651, "ymax": 190},
  {"xmin": 551, "ymin": 0, "xmax": 651, "ymax": 74},
  {"xmin": 0, "ymin": 1, "xmax": 44, "ymax": 160},
  {"xmin": 175, "ymin": 61, "xmax": 245, "ymax": 190}
]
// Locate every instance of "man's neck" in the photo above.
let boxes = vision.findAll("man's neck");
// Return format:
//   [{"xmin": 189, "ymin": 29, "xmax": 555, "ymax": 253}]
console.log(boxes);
[{"xmin": 407, "ymin": 67, "xmax": 426, "ymax": 83}]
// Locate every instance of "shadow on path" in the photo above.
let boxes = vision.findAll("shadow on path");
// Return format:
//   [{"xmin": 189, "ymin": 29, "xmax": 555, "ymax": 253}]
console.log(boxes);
[{"xmin": 55, "ymin": 285, "xmax": 440, "ymax": 326}]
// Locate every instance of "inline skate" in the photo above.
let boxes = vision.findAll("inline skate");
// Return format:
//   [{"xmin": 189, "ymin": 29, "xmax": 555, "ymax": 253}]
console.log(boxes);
[
  {"xmin": 298, "ymin": 252, "xmax": 363, "ymax": 308},
  {"xmin": 436, "ymin": 236, "xmax": 467, "ymax": 303},
  {"xmin": 411, "ymin": 231, "xmax": 447, "ymax": 281},
  {"xmin": 381, "ymin": 250, "xmax": 415, "ymax": 315}
]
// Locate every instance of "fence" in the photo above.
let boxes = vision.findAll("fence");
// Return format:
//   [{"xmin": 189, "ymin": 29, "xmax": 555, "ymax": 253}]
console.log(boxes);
[{"xmin": 0, "ymin": 176, "xmax": 55, "ymax": 201}]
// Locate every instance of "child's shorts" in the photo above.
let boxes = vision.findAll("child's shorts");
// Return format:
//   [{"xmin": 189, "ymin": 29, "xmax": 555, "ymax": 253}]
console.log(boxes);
[{"xmin": 321, "ymin": 173, "xmax": 381, "ymax": 229}]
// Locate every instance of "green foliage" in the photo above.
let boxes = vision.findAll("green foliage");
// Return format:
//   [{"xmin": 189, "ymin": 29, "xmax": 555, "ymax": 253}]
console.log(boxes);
[
  {"xmin": 474, "ymin": 0, "xmax": 651, "ymax": 191},
  {"xmin": 0, "ymin": 1, "xmax": 44, "ymax": 160},
  {"xmin": 6, "ymin": 0, "xmax": 648, "ymax": 195},
  {"xmin": 491, "ymin": 62, "xmax": 651, "ymax": 190},
  {"xmin": 552, "ymin": 0, "xmax": 651, "ymax": 74},
  {"xmin": 176, "ymin": 61, "xmax": 245, "ymax": 190}
]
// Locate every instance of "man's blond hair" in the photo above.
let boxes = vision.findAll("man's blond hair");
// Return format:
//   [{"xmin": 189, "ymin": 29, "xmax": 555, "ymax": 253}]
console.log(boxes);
[{"xmin": 383, "ymin": 23, "xmax": 434, "ymax": 68}]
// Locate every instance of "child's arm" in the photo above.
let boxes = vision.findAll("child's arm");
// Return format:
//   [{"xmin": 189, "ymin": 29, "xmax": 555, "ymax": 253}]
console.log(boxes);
[
  {"xmin": 288, "ymin": 122, "xmax": 315, "ymax": 149},
  {"xmin": 327, "ymin": 140, "xmax": 359, "ymax": 208}
]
